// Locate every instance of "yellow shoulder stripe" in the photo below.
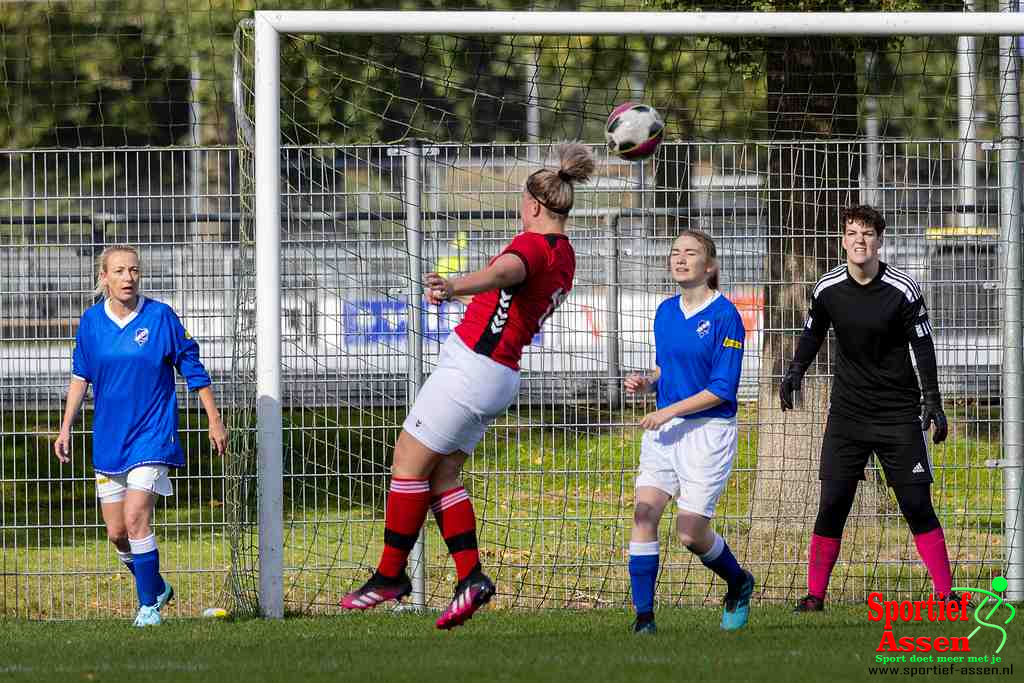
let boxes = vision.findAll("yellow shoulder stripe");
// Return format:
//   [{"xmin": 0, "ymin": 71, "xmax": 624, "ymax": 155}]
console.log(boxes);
[{"xmin": 722, "ymin": 337, "xmax": 743, "ymax": 350}]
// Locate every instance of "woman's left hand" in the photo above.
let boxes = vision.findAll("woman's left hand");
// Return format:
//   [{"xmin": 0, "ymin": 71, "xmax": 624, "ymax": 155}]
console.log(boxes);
[
  {"xmin": 424, "ymin": 272, "xmax": 454, "ymax": 306},
  {"xmin": 639, "ymin": 408, "xmax": 676, "ymax": 431},
  {"xmin": 208, "ymin": 416, "xmax": 228, "ymax": 456}
]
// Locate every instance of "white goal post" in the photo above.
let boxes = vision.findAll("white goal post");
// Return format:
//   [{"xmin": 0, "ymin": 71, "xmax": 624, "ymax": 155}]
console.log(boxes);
[{"xmin": 252, "ymin": 9, "xmax": 1024, "ymax": 618}]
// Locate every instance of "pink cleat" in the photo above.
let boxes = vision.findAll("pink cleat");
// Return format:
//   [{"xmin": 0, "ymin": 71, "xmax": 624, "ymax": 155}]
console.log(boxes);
[
  {"xmin": 435, "ymin": 570, "xmax": 496, "ymax": 630},
  {"xmin": 340, "ymin": 571, "xmax": 412, "ymax": 610}
]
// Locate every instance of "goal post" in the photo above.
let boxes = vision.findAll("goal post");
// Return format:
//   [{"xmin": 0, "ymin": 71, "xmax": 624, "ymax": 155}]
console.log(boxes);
[{"xmin": 248, "ymin": 10, "xmax": 1024, "ymax": 619}]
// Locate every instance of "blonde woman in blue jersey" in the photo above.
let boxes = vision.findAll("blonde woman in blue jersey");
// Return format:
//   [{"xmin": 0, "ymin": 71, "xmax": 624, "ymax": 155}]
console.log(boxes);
[
  {"xmin": 53, "ymin": 245, "xmax": 227, "ymax": 627},
  {"xmin": 624, "ymin": 230, "xmax": 753, "ymax": 634}
]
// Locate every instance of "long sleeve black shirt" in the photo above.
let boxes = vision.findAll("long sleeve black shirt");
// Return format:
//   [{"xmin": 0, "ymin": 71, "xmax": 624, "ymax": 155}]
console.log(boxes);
[{"xmin": 791, "ymin": 262, "xmax": 940, "ymax": 426}]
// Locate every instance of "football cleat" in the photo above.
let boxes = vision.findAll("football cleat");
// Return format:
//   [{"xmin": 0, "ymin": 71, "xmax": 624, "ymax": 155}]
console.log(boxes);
[
  {"xmin": 632, "ymin": 617, "xmax": 657, "ymax": 635},
  {"xmin": 155, "ymin": 581, "xmax": 174, "ymax": 611},
  {"xmin": 937, "ymin": 591, "xmax": 973, "ymax": 608},
  {"xmin": 132, "ymin": 604, "xmax": 162, "ymax": 627},
  {"xmin": 340, "ymin": 571, "xmax": 413, "ymax": 610},
  {"xmin": 793, "ymin": 594, "xmax": 825, "ymax": 613},
  {"xmin": 435, "ymin": 570, "xmax": 496, "ymax": 630},
  {"xmin": 721, "ymin": 571, "xmax": 755, "ymax": 631}
]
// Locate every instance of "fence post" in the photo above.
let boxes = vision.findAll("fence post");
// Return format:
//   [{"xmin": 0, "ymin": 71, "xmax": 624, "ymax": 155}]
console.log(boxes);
[{"xmin": 606, "ymin": 211, "xmax": 622, "ymax": 410}]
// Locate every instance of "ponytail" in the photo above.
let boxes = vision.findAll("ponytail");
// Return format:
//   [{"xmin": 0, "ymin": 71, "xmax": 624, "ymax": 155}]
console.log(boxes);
[{"xmin": 525, "ymin": 142, "xmax": 596, "ymax": 217}]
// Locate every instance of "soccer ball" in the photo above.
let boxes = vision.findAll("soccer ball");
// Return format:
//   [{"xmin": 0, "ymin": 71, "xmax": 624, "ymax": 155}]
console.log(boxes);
[{"xmin": 605, "ymin": 102, "xmax": 664, "ymax": 161}]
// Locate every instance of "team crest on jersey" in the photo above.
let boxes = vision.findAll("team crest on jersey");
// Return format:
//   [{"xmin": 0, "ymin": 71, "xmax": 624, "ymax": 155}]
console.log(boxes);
[
  {"xmin": 696, "ymin": 320, "xmax": 712, "ymax": 338},
  {"xmin": 134, "ymin": 328, "xmax": 150, "ymax": 347}
]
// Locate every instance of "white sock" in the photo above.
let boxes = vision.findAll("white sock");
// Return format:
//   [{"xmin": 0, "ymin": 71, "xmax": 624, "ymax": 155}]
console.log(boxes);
[
  {"xmin": 629, "ymin": 540, "xmax": 660, "ymax": 556},
  {"xmin": 698, "ymin": 533, "xmax": 725, "ymax": 562},
  {"xmin": 128, "ymin": 533, "xmax": 157, "ymax": 555}
]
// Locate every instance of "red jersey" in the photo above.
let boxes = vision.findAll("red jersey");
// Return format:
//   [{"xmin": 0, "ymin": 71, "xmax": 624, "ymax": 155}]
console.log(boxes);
[{"xmin": 455, "ymin": 231, "xmax": 575, "ymax": 370}]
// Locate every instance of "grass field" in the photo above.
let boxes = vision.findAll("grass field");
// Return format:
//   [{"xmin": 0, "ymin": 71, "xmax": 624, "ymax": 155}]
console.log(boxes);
[{"xmin": 0, "ymin": 606, "xmax": 1019, "ymax": 682}]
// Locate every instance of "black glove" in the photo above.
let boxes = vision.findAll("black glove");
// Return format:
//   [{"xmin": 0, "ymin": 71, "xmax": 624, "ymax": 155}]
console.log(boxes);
[
  {"xmin": 779, "ymin": 363, "xmax": 807, "ymax": 412},
  {"xmin": 922, "ymin": 391, "xmax": 948, "ymax": 444}
]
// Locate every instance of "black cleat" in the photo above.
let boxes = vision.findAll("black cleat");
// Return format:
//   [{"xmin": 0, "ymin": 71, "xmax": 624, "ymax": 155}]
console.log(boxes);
[
  {"xmin": 435, "ymin": 570, "xmax": 496, "ymax": 630},
  {"xmin": 938, "ymin": 591, "xmax": 974, "ymax": 609},
  {"xmin": 340, "ymin": 571, "xmax": 413, "ymax": 610},
  {"xmin": 793, "ymin": 594, "xmax": 825, "ymax": 613},
  {"xmin": 632, "ymin": 616, "xmax": 657, "ymax": 635}
]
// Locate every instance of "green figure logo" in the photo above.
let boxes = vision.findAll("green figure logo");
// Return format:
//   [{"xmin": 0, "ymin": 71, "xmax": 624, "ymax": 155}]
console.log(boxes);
[{"xmin": 951, "ymin": 576, "xmax": 1016, "ymax": 654}]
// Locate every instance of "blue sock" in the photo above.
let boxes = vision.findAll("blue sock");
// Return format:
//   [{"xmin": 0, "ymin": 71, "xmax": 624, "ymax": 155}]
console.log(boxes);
[
  {"xmin": 117, "ymin": 550, "xmax": 136, "ymax": 576},
  {"xmin": 629, "ymin": 541, "xmax": 659, "ymax": 617},
  {"xmin": 697, "ymin": 533, "xmax": 746, "ymax": 593},
  {"xmin": 130, "ymin": 534, "xmax": 166, "ymax": 607}
]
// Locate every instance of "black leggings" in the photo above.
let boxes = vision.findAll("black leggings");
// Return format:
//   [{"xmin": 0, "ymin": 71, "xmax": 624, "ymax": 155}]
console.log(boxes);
[{"xmin": 813, "ymin": 479, "xmax": 941, "ymax": 538}]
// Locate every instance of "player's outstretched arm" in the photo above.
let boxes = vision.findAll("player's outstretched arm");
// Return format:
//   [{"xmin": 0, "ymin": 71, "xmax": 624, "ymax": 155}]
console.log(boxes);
[{"xmin": 425, "ymin": 253, "xmax": 527, "ymax": 305}]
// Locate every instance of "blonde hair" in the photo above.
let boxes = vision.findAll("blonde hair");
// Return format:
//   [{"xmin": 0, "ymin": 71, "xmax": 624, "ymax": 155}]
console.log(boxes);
[
  {"xmin": 674, "ymin": 230, "xmax": 720, "ymax": 290},
  {"xmin": 525, "ymin": 142, "xmax": 596, "ymax": 218},
  {"xmin": 94, "ymin": 245, "xmax": 141, "ymax": 298}
]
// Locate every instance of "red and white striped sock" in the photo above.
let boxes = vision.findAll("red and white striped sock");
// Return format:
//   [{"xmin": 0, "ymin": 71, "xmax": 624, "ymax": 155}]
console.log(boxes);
[
  {"xmin": 377, "ymin": 477, "xmax": 431, "ymax": 579},
  {"xmin": 431, "ymin": 486, "xmax": 480, "ymax": 581}
]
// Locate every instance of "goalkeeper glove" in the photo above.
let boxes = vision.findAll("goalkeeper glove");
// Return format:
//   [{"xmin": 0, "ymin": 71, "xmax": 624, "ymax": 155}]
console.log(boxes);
[
  {"xmin": 922, "ymin": 391, "xmax": 948, "ymax": 444},
  {"xmin": 779, "ymin": 362, "xmax": 808, "ymax": 412}
]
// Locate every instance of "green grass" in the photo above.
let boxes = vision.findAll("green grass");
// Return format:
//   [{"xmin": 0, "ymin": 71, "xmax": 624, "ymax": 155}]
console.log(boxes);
[{"xmin": 0, "ymin": 607, "xmax": 1019, "ymax": 682}]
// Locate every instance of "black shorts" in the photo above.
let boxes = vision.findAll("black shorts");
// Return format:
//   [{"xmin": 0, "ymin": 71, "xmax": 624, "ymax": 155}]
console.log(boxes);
[{"xmin": 820, "ymin": 415, "xmax": 932, "ymax": 486}]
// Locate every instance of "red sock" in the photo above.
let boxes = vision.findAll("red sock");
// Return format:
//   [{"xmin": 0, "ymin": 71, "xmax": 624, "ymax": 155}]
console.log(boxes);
[
  {"xmin": 808, "ymin": 534, "xmax": 842, "ymax": 599},
  {"xmin": 377, "ymin": 477, "xmax": 431, "ymax": 579},
  {"xmin": 914, "ymin": 527, "xmax": 953, "ymax": 595},
  {"xmin": 431, "ymin": 486, "xmax": 480, "ymax": 582}
]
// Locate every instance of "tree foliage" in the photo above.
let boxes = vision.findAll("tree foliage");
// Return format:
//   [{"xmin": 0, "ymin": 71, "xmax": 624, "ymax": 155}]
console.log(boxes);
[{"xmin": 0, "ymin": 0, "xmax": 995, "ymax": 148}]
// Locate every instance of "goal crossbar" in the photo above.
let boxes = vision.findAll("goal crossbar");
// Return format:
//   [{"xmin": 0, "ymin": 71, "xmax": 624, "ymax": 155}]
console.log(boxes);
[{"xmin": 257, "ymin": 10, "xmax": 1024, "ymax": 36}]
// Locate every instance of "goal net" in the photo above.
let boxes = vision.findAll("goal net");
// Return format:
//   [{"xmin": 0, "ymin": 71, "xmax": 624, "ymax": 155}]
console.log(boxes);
[{"xmin": 230, "ymin": 10, "xmax": 1022, "ymax": 616}]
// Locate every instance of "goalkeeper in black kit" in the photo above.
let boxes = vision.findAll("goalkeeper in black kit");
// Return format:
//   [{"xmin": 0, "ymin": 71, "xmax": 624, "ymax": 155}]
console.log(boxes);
[{"xmin": 780, "ymin": 205, "xmax": 959, "ymax": 613}]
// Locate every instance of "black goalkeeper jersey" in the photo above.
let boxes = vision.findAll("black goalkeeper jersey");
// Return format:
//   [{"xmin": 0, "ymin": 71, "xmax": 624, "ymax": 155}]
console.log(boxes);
[{"xmin": 795, "ymin": 262, "xmax": 938, "ymax": 426}]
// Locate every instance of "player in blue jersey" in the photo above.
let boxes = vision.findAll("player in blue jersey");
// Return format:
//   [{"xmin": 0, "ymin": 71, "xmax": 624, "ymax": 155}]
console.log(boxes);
[
  {"xmin": 624, "ymin": 230, "xmax": 754, "ymax": 634},
  {"xmin": 53, "ymin": 245, "xmax": 227, "ymax": 627}
]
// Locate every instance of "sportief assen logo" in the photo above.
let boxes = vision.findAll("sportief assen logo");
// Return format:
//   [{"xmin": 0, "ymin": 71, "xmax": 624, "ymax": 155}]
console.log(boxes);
[
  {"xmin": 870, "ymin": 577, "xmax": 1015, "ymax": 671},
  {"xmin": 871, "ymin": 592, "xmax": 973, "ymax": 654}
]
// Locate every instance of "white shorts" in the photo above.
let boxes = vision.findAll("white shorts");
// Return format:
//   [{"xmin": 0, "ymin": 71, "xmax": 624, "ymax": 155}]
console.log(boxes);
[
  {"xmin": 403, "ymin": 333, "xmax": 520, "ymax": 455},
  {"xmin": 635, "ymin": 416, "xmax": 738, "ymax": 518},
  {"xmin": 95, "ymin": 465, "xmax": 174, "ymax": 503}
]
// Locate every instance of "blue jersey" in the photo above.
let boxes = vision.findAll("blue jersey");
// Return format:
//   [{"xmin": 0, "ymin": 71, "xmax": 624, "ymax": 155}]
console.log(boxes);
[
  {"xmin": 653, "ymin": 292, "xmax": 745, "ymax": 419},
  {"xmin": 72, "ymin": 296, "xmax": 211, "ymax": 475}
]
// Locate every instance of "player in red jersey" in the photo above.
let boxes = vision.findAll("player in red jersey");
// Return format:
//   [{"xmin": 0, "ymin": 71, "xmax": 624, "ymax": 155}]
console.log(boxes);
[{"xmin": 341, "ymin": 143, "xmax": 595, "ymax": 629}]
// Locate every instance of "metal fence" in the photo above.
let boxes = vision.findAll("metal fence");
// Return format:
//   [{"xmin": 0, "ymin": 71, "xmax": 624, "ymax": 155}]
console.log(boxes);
[
  {"xmin": 0, "ymin": 141, "xmax": 1016, "ymax": 618},
  {"xmin": 0, "ymin": 148, "xmax": 241, "ymax": 619}
]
